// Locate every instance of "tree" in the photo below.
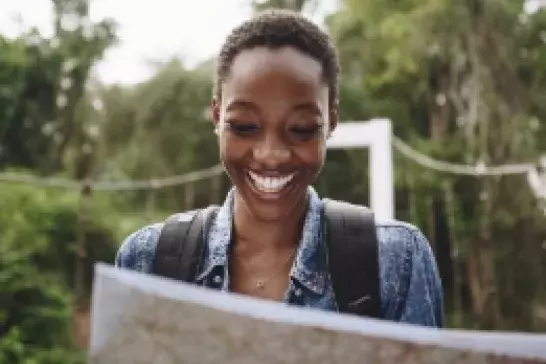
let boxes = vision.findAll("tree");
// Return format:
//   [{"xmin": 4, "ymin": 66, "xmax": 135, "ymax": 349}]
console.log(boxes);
[
  {"xmin": 50, "ymin": 0, "xmax": 117, "ymax": 177},
  {"xmin": 96, "ymin": 59, "xmax": 223, "ymax": 210},
  {"xmin": 0, "ymin": 33, "xmax": 61, "ymax": 172},
  {"xmin": 0, "ymin": 0, "xmax": 117, "ymax": 177},
  {"xmin": 329, "ymin": 0, "xmax": 546, "ymax": 330}
]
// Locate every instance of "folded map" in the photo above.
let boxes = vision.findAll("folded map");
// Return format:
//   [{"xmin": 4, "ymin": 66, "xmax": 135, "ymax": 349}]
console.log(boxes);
[{"xmin": 89, "ymin": 263, "xmax": 546, "ymax": 364}]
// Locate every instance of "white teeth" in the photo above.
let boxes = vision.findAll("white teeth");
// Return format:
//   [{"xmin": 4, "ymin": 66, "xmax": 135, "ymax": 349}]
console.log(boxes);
[{"xmin": 248, "ymin": 171, "xmax": 295, "ymax": 193}]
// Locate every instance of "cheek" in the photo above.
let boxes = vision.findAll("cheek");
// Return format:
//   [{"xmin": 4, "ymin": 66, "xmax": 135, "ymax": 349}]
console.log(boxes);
[
  {"xmin": 218, "ymin": 133, "xmax": 250, "ymax": 164},
  {"xmin": 296, "ymin": 140, "xmax": 327, "ymax": 172}
]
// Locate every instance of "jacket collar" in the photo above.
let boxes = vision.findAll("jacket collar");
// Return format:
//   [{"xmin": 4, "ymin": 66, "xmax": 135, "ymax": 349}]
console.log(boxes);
[{"xmin": 196, "ymin": 187, "xmax": 327, "ymax": 295}]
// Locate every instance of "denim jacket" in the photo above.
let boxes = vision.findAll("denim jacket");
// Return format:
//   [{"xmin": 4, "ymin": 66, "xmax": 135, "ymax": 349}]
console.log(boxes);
[{"xmin": 115, "ymin": 187, "xmax": 444, "ymax": 327}]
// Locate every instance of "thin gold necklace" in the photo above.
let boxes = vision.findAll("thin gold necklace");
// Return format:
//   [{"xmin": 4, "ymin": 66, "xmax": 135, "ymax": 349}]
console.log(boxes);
[{"xmin": 234, "ymin": 248, "xmax": 297, "ymax": 290}]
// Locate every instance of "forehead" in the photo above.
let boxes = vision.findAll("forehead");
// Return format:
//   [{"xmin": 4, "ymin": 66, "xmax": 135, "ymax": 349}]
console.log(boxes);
[{"xmin": 222, "ymin": 46, "xmax": 326, "ymax": 103}]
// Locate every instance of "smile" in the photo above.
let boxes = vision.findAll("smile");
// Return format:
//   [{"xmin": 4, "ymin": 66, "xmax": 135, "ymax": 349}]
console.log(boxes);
[{"xmin": 247, "ymin": 171, "xmax": 296, "ymax": 193}]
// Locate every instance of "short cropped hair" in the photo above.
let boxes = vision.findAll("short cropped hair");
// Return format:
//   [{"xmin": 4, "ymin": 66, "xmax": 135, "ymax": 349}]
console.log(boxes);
[{"xmin": 215, "ymin": 9, "xmax": 339, "ymax": 107}]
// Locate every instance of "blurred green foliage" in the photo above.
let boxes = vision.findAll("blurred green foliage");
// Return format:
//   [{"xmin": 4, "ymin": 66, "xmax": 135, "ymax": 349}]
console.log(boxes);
[{"xmin": 0, "ymin": 183, "xmax": 125, "ymax": 362}]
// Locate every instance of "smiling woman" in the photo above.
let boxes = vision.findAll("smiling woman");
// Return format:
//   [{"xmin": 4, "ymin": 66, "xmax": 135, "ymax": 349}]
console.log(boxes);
[
  {"xmin": 215, "ymin": 45, "xmax": 330, "ymax": 223},
  {"xmin": 115, "ymin": 9, "xmax": 444, "ymax": 328}
]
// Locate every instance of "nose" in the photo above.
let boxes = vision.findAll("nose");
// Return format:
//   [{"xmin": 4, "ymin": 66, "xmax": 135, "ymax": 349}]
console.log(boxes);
[{"xmin": 252, "ymin": 134, "xmax": 291, "ymax": 168}]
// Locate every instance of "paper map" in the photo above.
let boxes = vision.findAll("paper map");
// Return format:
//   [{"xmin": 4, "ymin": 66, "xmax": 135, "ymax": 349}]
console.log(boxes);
[{"xmin": 89, "ymin": 264, "xmax": 546, "ymax": 364}]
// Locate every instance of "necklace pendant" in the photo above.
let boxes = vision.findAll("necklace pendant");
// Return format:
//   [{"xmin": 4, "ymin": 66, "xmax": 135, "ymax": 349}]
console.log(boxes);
[{"xmin": 256, "ymin": 281, "xmax": 265, "ymax": 289}]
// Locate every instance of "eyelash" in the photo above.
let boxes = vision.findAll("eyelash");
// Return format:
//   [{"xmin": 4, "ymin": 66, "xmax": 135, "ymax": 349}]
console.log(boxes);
[
  {"xmin": 291, "ymin": 125, "xmax": 323, "ymax": 137},
  {"xmin": 227, "ymin": 121, "xmax": 323, "ymax": 138},
  {"xmin": 227, "ymin": 122, "xmax": 259, "ymax": 135}
]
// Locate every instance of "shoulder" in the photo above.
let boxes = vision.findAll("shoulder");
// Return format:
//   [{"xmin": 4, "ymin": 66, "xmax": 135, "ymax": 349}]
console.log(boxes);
[
  {"xmin": 115, "ymin": 222, "xmax": 164, "ymax": 273},
  {"xmin": 375, "ymin": 219, "xmax": 442, "ymax": 293},
  {"xmin": 374, "ymin": 219, "xmax": 444, "ymax": 326},
  {"xmin": 375, "ymin": 219, "xmax": 432, "ymax": 259},
  {"xmin": 374, "ymin": 218, "xmax": 438, "ymax": 290}
]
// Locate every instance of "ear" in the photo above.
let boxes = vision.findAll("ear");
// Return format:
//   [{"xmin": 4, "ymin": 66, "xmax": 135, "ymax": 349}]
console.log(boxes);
[
  {"xmin": 328, "ymin": 101, "xmax": 339, "ymax": 137},
  {"xmin": 211, "ymin": 98, "xmax": 221, "ymax": 133}
]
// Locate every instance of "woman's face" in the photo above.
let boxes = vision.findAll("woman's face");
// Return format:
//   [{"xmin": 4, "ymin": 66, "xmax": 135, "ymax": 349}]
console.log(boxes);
[{"xmin": 212, "ymin": 46, "xmax": 337, "ymax": 221}]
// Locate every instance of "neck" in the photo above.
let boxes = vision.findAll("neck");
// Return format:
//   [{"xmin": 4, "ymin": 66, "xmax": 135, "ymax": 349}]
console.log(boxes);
[{"xmin": 232, "ymin": 192, "xmax": 308, "ymax": 257}]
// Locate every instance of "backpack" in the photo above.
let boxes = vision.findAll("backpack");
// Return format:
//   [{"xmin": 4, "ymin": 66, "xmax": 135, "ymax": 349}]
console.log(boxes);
[{"xmin": 153, "ymin": 199, "xmax": 381, "ymax": 318}]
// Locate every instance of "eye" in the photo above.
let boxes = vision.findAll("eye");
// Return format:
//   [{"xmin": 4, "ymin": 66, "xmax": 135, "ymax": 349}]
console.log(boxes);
[
  {"xmin": 226, "ymin": 120, "xmax": 259, "ymax": 136},
  {"xmin": 289, "ymin": 124, "xmax": 324, "ymax": 140}
]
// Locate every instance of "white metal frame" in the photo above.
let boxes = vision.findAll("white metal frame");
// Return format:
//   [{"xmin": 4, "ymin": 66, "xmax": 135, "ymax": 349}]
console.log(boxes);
[{"xmin": 326, "ymin": 118, "xmax": 394, "ymax": 221}]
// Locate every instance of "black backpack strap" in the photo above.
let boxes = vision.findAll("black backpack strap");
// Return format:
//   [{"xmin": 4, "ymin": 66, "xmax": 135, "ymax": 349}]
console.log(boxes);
[
  {"xmin": 323, "ymin": 198, "xmax": 381, "ymax": 318},
  {"xmin": 153, "ymin": 206, "xmax": 219, "ymax": 282}
]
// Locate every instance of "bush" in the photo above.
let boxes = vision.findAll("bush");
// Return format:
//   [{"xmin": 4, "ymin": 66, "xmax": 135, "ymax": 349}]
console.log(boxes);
[{"xmin": 0, "ymin": 183, "xmax": 122, "ymax": 362}]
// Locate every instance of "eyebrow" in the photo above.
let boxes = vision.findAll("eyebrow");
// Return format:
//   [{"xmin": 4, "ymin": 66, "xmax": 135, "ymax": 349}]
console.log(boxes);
[
  {"xmin": 292, "ymin": 102, "xmax": 322, "ymax": 116},
  {"xmin": 225, "ymin": 100, "xmax": 259, "ymax": 112},
  {"xmin": 226, "ymin": 100, "xmax": 322, "ymax": 116}
]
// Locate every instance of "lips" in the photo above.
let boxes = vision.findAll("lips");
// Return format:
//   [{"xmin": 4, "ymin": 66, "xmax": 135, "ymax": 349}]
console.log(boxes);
[{"xmin": 247, "ymin": 170, "xmax": 296, "ymax": 194}]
